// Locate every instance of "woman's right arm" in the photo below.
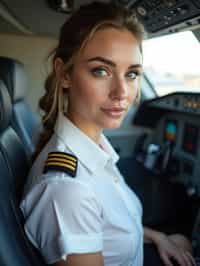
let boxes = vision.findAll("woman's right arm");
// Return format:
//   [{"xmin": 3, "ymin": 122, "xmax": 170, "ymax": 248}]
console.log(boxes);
[
  {"xmin": 53, "ymin": 252, "xmax": 104, "ymax": 266},
  {"xmin": 21, "ymin": 179, "xmax": 104, "ymax": 265}
]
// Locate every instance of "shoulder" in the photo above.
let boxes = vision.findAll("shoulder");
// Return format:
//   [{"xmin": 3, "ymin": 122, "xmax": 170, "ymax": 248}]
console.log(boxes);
[
  {"xmin": 24, "ymin": 133, "xmax": 96, "ymax": 202},
  {"xmin": 24, "ymin": 149, "xmax": 94, "ymax": 205},
  {"xmin": 21, "ymin": 170, "xmax": 101, "ymax": 218},
  {"xmin": 25, "ymin": 135, "xmax": 81, "ymax": 190}
]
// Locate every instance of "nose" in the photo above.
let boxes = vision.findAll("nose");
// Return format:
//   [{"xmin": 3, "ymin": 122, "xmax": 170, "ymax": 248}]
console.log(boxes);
[{"xmin": 109, "ymin": 76, "xmax": 128, "ymax": 100}]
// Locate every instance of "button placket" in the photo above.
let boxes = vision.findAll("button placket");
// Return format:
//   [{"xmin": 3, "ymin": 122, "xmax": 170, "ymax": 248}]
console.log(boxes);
[{"xmin": 106, "ymin": 159, "xmax": 120, "ymax": 183}]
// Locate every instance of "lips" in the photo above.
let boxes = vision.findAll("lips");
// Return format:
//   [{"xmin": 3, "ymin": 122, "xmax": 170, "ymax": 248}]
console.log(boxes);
[{"xmin": 101, "ymin": 107, "xmax": 126, "ymax": 118}]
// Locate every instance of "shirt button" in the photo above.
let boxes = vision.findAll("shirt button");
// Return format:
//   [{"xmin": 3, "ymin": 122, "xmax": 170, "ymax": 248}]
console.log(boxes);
[{"xmin": 113, "ymin": 176, "xmax": 119, "ymax": 182}]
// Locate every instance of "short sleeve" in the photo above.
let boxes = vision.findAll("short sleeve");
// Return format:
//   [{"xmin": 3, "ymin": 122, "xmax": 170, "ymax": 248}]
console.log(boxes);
[{"xmin": 20, "ymin": 176, "xmax": 103, "ymax": 264}]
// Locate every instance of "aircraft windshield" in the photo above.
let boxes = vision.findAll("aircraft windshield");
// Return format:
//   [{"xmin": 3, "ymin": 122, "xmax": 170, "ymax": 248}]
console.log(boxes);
[{"xmin": 143, "ymin": 31, "xmax": 200, "ymax": 96}]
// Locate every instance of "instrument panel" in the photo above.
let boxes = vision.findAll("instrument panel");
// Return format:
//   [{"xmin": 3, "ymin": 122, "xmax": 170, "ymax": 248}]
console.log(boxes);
[
  {"xmin": 135, "ymin": 93, "xmax": 200, "ymax": 197},
  {"xmin": 155, "ymin": 114, "xmax": 200, "ymax": 193},
  {"xmin": 148, "ymin": 93, "xmax": 200, "ymax": 114}
]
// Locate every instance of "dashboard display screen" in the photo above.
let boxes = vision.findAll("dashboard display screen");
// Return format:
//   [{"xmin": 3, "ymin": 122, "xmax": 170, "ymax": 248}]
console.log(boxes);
[
  {"xmin": 182, "ymin": 123, "xmax": 198, "ymax": 155},
  {"xmin": 164, "ymin": 120, "xmax": 177, "ymax": 143}
]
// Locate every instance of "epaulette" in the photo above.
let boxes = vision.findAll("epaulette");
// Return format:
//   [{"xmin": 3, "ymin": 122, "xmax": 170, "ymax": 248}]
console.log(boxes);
[{"xmin": 43, "ymin": 151, "xmax": 78, "ymax": 177}]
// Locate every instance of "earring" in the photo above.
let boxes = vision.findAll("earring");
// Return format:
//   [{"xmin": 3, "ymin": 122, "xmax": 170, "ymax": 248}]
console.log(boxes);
[
  {"xmin": 63, "ymin": 92, "xmax": 69, "ymax": 115},
  {"xmin": 135, "ymin": 88, "xmax": 141, "ymax": 105}
]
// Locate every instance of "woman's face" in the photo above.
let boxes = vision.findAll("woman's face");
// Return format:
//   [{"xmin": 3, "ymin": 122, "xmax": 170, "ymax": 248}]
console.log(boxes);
[{"xmin": 65, "ymin": 27, "xmax": 143, "ymax": 141}]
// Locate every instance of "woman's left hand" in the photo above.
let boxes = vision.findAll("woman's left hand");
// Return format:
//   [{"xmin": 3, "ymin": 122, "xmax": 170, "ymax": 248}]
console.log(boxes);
[{"xmin": 154, "ymin": 232, "xmax": 196, "ymax": 266}]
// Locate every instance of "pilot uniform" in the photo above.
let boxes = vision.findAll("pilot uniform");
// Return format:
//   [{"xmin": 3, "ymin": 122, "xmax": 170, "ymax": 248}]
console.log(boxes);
[{"xmin": 20, "ymin": 113, "xmax": 144, "ymax": 265}]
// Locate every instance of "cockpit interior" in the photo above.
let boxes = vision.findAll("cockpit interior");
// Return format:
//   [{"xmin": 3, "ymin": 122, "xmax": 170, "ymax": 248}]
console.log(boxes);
[{"xmin": 0, "ymin": 0, "xmax": 200, "ymax": 265}]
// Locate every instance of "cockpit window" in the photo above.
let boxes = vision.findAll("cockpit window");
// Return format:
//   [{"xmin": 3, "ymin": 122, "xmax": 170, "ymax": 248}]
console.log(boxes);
[{"xmin": 143, "ymin": 31, "xmax": 200, "ymax": 96}]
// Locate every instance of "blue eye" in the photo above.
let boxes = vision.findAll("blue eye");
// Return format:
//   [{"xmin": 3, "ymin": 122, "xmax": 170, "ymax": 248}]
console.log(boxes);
[
  {"xmin": 126, "ymin": 71, "xmax": 139, "ymax": 80},
  {"xmin": 91, "ymin": 67, "xmax": 107, "ymax": 77}
]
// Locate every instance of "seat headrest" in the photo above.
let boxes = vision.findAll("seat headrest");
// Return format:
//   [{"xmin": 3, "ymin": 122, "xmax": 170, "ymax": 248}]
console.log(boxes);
[
  {"xmin": 0, "ymin": 80, "xmax": 12, "ymax": 133},
  {"xmin": 0, "ymin": 57, "xmax": 28, "ymax": 102}
]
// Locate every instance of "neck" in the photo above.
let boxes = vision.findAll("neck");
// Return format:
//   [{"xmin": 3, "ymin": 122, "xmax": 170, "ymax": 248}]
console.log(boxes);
[{"xmin": 66, "ymin": 113, "xmax": 102, "ymax": 145}]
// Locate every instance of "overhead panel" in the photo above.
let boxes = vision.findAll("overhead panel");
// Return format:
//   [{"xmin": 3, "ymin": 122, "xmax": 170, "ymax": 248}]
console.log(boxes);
[{"xmin": 131, "ymin": 0, "xmax": 200, "ymax": 35}]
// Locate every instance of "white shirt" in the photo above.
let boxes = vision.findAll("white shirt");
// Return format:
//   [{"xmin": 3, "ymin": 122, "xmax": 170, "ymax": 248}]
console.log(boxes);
[{"xmin": 20, "ymin": 113, "xmax": 143, "ymax": 265}]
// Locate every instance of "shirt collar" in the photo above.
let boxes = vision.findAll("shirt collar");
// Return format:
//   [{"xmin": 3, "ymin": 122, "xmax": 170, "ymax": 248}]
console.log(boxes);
[{"xmin": 54, "ymin": 113, "xmax": 119, "ymax": 174}]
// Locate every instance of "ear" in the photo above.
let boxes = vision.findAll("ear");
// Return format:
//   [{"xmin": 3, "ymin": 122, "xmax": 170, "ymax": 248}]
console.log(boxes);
[{"xmin": 54, "ymin": 57, "xmax": 71, "ymax": 88}]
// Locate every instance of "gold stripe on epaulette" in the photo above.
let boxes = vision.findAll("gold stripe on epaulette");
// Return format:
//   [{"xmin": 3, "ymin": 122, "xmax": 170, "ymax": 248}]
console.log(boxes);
[
  {"xmin": 44, "ymin": 152, "xmax": 78, "ymax": 177},
  {"xmin": 45, "ymin": 161, "xmax": 76, "ymax": 171},
  {"xmin": 48, "ymin": 152, "xmax": 77, "ymax": 162},
  {"xmin": 46, "ymin": 158, "xmax": 76, "ymax": 167}
]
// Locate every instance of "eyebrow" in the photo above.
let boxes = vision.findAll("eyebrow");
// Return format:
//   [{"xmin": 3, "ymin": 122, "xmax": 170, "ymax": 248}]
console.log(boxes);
[{"xmin": 87, "ymin": 56, "xmax": 142, "ymax": 69}]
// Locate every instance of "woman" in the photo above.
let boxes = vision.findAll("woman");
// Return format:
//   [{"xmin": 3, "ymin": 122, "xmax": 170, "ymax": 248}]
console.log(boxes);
[{"xmin": 20, "ymin": 2, "xmax": 195, "ymax": 266}]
